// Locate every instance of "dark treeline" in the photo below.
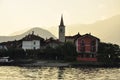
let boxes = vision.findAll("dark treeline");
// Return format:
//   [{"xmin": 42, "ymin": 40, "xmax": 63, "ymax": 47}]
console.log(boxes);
[
  {"xmin": 98, "ymin": 42, "xmax": 120, "ymax": 64},
  {"xmin": 0, "ymin": 42, "xmax": 120, "ymax": 63},
  {"xmin": 0, "ymin": 42, "xmax": 77, "ymax": 61}
]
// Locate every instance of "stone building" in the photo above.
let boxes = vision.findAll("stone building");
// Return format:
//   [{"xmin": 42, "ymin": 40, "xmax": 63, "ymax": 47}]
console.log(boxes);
[{"xmin": 59, "ymin": 15, "xmax": 65, "ymax": 42}]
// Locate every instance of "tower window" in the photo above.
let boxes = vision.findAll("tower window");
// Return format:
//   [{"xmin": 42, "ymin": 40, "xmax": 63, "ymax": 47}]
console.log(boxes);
[{"xmin": 60, "ymin": 28, "xmax": 62, "ymax": 32}]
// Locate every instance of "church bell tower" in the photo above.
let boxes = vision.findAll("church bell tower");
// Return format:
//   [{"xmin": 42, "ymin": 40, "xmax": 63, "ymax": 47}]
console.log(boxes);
[{"xmin": 59, "ymin": 15, "xmax": 65, "ymax": 42}]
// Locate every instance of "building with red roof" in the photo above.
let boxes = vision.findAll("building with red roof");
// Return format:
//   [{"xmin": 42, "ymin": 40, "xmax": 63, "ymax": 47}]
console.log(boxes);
[
  {"xmin": 75, "ymin": 33, "xmax": 100, "ymax": 62},
  {"xmin": 22, "ymin": 31, "xmax": 44, "ymax": 50}
]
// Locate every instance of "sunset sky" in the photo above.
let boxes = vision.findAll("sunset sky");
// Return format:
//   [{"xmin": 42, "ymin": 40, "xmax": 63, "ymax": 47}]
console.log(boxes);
[{"xmin": 0, "ymin": 0, "xmax": 120, "ymax": 36}]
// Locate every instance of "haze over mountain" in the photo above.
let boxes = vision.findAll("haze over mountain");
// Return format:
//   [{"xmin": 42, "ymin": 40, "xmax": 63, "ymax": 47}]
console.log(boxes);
[
  {"xmin": 0, "ymin": 15, "xmax": 120, "ymax": 45},
  {"xmin": 47, "ymin": 15, "xmax": 120, "ymax": 45},
  {"xmin": 0, "ymin": 27, "xmax": 56, "ymax": 43}
]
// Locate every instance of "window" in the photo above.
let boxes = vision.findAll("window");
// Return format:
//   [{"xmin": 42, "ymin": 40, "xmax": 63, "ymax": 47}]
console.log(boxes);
[
  {"xmin": 86, "ymin": 54, "xmax": 90, "ymax": 58},
  {"xmin": 33, "ymin": 47, "xmax": 36, "ymax": 50},
  {"xmin": 81, "ymin": 40, "xmax": 85, "ymax": 46},
  {"xmin": 60, "ymin": 28, "xmax": 62, "ymax": 32},
  {"xmin": 80, "ymin": 40, "xmax": 85, "ymax": 52},
  {"xmin": 91, "ymin": 40, "xmax": 96, "ymax": 52},
  {"xmin": 92, "ymin": 54, "xmax": 94, "ymax": 58},
  {"xmin": 91, "ymin": 40, "xmax": 96, "ymax": 46},
  {"xmin": 81, "ymin": 47, "xmax": 85, "ymax": 52},
  {"xmin": 81, "ymin": 54, "xmax": 84, "ymax": 58},
  {"xmin": 34, "ymin": 41, "xmax": 36, "ymax": 45}
]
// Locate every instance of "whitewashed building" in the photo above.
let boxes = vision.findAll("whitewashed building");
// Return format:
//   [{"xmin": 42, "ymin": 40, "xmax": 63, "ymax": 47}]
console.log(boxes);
[
  {"xmin": 22, "ymin": 40, "xmax": 40, "ymax": 50},
  {"xmin": 22, "ymin": 32, "xmax": 44, "ymax": 50}
]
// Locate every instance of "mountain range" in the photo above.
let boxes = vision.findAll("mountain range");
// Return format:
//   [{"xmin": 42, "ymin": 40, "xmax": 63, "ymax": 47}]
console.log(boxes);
[
  {"xmin": 0, "ymin": 27, "xmax": 56, "ymax": 43},
  {"xmin": 47, "ymin": 15, "xmax": 120, "ymax": 45},
  {"xmin": 0, "ymin": 15, "xmax": 120, "ymax": 45}
]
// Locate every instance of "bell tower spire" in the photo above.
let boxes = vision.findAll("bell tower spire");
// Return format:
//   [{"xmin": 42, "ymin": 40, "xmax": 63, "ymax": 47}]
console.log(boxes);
[
  {"xmin": 59, "ymin": 14, "xmax": 65, "ymax": 42},
  {"xmin": 60, "ymin": 14, "xmax": 65, "ymax": 26}
]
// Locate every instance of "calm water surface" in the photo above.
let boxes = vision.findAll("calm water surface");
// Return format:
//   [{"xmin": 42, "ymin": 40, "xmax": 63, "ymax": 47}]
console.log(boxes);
[{"xmin": 0, "ymin": 66, "xmax": 119, "ymax": 80}]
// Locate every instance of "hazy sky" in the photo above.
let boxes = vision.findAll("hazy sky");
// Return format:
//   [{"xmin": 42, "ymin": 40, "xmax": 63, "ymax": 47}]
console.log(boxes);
[{"xmin": 0, "ymin": 0, "xmax": 120, "ymax": 35}]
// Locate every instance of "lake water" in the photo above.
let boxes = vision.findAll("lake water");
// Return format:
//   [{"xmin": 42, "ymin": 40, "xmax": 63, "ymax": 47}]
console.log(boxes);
[{"xmin": 0, "ymin": 66, "xmax": 119, "ymax": 80}]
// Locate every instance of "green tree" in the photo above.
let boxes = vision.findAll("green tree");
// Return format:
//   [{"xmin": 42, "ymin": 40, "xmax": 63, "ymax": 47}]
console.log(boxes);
[
  {"xmin": 61, "ymin": 42, "xmax": 77, "ymax": 61},
  {"xmin": 98, "ymin": 42, "xmax": 120, "ymax": 64}
]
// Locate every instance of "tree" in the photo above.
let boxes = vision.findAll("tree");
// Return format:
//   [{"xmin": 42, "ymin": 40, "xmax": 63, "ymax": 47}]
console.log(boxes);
[
  {"xmin": 98, "ymin": 42, "xmax": 120, "ymax": 64},
  {"xmin": 61, "ymin": 42, "xmax": 77, "ymax": 61}
]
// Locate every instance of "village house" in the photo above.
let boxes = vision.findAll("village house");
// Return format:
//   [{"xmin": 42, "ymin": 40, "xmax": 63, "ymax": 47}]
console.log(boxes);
[
  {"xmin": 75, "ymin": 33, "xmax": 100, "ymax": 61},
  {"xmin": 22, "ymin": 31, "xmax": 44, "ymax": 50},
  {"xmin": 45, "ymin": 37, "xmax": 61, "ymax": 48}
]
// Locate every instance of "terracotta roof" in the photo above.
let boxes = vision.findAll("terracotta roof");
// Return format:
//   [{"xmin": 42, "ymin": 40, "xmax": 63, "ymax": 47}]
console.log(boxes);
[
  {"xmin": 45, "ymin": 37, "xmax": 61, "ymax": 44},
  {"xmin": 0, "ymin": 33, "xmax": 45, "ymax": 49},
  {"xmin": 66, "ymin": 32, "xmax": 81, "ymax": 39},
  {"xmin": 79, "ymin": 33, "xmax": 100, "ymax": 40},
  {"xmin": 22, "ymin": 34, "xmax": 44, "ymax": 41},
  {"xmin": 65, "ymin": 33, "xmax": 100, "ymax": 42}
]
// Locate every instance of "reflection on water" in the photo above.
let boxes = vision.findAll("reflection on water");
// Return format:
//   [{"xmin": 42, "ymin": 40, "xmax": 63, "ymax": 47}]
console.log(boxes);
[{"xmin": 0, "ymin": 66, "xmax": 119, "ymax": 80}]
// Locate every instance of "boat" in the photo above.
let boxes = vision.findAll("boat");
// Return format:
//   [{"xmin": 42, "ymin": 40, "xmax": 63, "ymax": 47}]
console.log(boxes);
[{"xmin": 0, "ymin": 57, "xmax": 14, "ymax": 64}]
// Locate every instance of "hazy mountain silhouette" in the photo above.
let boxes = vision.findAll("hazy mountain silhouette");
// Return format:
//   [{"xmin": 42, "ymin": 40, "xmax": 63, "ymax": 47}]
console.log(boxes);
[
  {"xmin": 0, "ymin": 15, "xmax": 120, "ymax": 45},
  {"xmin": 0, "ymin": 27, "xmax": 56, "ymax": 42},
  {"xmin": 47, "ymin": 15, "xmax": 120, "ymax": 45},
  {"xmin": 69, "ymin": 15, "xmax": 120, "ymax": 45}
]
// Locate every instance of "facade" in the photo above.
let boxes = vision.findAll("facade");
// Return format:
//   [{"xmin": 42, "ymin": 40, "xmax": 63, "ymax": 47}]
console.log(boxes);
[
  {"xmin": 45, "ymin": 37, "xmax": 61, "ymax": 48},
  {"xmin": 76, "ymin": 33, "xmax": 99, "ymax": 53},
  {"xmin": 59, "ymin": 15, "xmax": 65, "ymax": 42},
  {"xmin": 75, "ymin": 33, "xmax": 100, "ymax": 61},
  {"xmin": 22, "ymin": 40, "xmax": 40, "ymax": 50},
  {"xmin": 22, "ymin": 32, "xmax": 44, "ymax": 50}
]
